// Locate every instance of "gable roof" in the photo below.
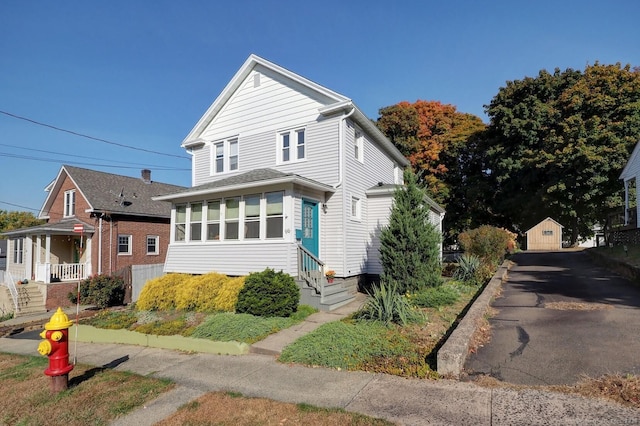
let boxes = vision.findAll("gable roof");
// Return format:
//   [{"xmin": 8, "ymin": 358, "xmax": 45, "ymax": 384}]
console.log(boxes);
[
  {"xmin": 39, "ymin": 165, "xmax": 186, "ymax": 219},
  {"xmin": 366, "ymin": 183, "xmax": 446, "ymax": 214},
  {"xmin": 620, "ymin": 139, "xmax": 640, "ymax": 181},
  {"xmin": 526, "ymin": 217, "xmax": 564, "ymax": 234},
  {"xmin": 182, "ymin": 54, "xmax": 409, "ymax": 167},
  {"xmin": 154, "ymin": 168, "xmax": 335, "ymax": 202}
]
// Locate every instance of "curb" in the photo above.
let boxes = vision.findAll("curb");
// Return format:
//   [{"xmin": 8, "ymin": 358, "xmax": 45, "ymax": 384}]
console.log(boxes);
[{"xmin": 436, "ymin": 259, "xmax": 511, "ymax": 378}]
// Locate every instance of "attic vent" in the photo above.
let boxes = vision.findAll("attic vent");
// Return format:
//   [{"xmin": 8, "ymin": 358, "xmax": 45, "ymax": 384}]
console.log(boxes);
[{"xmin": 253, "ymin": 72, "xmax": 261, "ymax": 88}]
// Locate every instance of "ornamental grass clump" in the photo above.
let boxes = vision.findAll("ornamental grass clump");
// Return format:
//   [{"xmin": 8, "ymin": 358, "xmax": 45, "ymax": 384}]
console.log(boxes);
[
  {"xmin": 354, "ymin": 281, "xmax": 425, "ymax": 326},
  {"xmin": 453, "ymin": 254, "xmax": 481, "ymax": 284}
]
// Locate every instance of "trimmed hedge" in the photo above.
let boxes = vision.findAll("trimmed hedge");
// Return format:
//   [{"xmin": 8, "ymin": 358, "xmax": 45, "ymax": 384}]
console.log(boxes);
[{"xmin": 235, "ymin": 268, "xmax": 300, "ymax": 317}]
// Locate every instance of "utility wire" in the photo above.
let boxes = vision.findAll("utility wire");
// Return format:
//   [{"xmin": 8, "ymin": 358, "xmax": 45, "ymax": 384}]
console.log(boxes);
[
  {"xmin": 0, "ymin": 110, "xmax": 190, "ymax": 160},
  {"xmin": 0, "ymin": 151, "xmax": 190, "ymax": 170},
  {"xmin": 0, "ymin": 200, "xmax": 40, "ymax": 213},
  {"xmin": 0, "ymin": 143, "xmax": 188, "ymax": 171}
]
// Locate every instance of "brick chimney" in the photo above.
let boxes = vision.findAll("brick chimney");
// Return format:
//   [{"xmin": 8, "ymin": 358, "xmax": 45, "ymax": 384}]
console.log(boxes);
[{"xmin": 141, "ymin": 169, "xmax": 151, "ymax": 184}]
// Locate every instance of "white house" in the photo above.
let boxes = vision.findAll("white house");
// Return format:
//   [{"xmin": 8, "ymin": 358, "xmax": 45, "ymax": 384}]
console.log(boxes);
[{"xmin": 155, "ymin": 55, "xmax": 445, "ymax": 310}]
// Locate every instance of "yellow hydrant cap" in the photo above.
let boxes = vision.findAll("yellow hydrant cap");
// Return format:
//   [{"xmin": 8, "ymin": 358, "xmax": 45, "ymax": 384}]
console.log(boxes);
[{"xmin": 44, "ymin": 307, "xmax": 73, "ymax": 330}]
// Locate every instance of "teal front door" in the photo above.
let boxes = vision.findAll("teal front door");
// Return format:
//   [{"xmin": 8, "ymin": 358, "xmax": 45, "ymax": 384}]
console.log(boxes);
[{"xmin": 301, "ymin": 199, "xmax": 319, "ymax": 258}]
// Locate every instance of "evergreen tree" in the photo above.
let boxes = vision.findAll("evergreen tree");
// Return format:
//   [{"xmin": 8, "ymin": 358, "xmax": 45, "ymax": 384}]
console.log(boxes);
[{"xmin": 379, "ymin": 170, "xmax": 442, "ymax": 294}]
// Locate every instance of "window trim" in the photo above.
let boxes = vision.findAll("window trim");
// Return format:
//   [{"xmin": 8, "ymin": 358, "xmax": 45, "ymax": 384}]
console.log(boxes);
[
  {"xmin": 117, "ymin": 235, "xmax": 132, "ymax": 255},
  {"xmin": 277, "ymin": 128, "xmax": 306, "ymax": 164},
  {"xmin": 146, "ymin": 235, "xmax": 159, "ymax": 255},
  {"xmin": 351, "ymin": 196, "xmax": 361, "ymax": 220},
  {"xmin": 174, "ymin": 204, "xmax": 186, "ymax": 242},
  {"xmin": 64, "ymin": 189, "xmax": 76, "ymax": 217},
  {"xmin": 354, "ymin": 129, "xmax": 364, "ymax": 163},
  {"xmin": 12, "ymin": 238, "xmax": 24, "ymax": 264},
  {"xmin": 210, "ymin": 137, "xmax": 239, "ymax": 175}
]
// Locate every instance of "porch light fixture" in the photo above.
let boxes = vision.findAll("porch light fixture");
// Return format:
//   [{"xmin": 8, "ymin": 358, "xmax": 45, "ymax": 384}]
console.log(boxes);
[{"xmin": 322, "ymin": 203, "xmax": 328, "ymax": 213}]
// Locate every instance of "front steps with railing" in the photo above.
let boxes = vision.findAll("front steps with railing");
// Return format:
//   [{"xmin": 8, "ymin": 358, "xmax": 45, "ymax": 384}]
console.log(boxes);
[
  {"xmin": 297, "ymin": 279, "xmax": 355, "ymax": 311},
  {"xmin": 8, "ymin": 283, "xmax": 46, "ymax": 317}
]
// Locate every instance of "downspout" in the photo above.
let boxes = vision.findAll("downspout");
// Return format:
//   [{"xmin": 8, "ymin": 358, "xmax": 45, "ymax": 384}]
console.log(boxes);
[
  {"xmin": 98, "ymin": 215, "xmax": 103, "ymax": 274},
  {"xmin": 109, "ymin": 217, "xmax": 113, "ymax": 274},
  {"xmin": 335, "ymin": 106, "xmax": 355, "ymax": 279}
]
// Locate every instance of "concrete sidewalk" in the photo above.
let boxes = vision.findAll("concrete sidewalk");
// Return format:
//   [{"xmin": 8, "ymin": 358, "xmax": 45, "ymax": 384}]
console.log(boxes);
[
  {"xmin": 1, "ymin": 335, "xmax": 637, "ymax": 425},
  {"xmin": 1, "ymin": 296, "xmax": 639, "ymax": 425}
]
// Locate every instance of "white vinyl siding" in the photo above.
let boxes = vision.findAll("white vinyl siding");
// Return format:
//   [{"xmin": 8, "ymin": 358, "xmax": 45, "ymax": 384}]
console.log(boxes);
[
  {"xmin": 366, "ymin": 194, "xmax": 394, "ymax": 275},
  {"xmin": 164, "ymin": 241, "xmax": 297, "ymax": 276}
]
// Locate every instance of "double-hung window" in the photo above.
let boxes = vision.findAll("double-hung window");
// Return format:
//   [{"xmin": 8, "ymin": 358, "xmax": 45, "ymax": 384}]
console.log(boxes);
[
  {"xmin": 279, "ymin": 129, "xmax": 305, "ymax": 163},
  {"xmin": 12, "ymin": 238, "xmax": 24, "ymax": 264},
  {"xmin": 190, "ymin": 203, "xmax": 203, "ymax": 241},
  {"xmin": 206, "ymin": 200, "xmax": 221, "ymax": 240},
  {"xmin": 64, "ymin": 190, "xmax": 76, "ymax": 217},
  {"xmin": 225, "ymin": 197, "xmax": 240, "ymax": 240},
  {"xmin": 118, "ymin": 235, "xmax": 132, "ymax": 255},
  {"xmin": 147, "ymin": 236, "xmax": 159, "ymax": 255},
  {"xmin": 212, "ymin": 138, "xmax": 239, "ymax": 174},
  {"xmin": 175, "ymin": 204, "xmax": 186, "ymax": 241},
  {"xmin": 266, "ymin": 191, "xmax": 284, "ymax": 238},
  {"xmin": 244, "ymin": 194, "xmax": 260, "ymax": 239}
]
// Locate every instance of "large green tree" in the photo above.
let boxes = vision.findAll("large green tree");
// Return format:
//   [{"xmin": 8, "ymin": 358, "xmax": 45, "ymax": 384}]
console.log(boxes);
[
  {"xmin": 485, "ymin": 63, "xmax": 640, "ymax": 244},
  {"xmin": 379, "ymin": 170, "xmax": 441, "ymax": 294},
  {"xmin": 0, "ymin": 210, "xmax": 43, "ymax": 238}
]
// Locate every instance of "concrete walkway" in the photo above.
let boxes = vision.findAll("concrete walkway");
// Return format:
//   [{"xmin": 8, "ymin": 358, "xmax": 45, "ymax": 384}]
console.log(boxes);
[{"xmin": 1, "ymin": 296, "xmax": 639, "ymax": 425}]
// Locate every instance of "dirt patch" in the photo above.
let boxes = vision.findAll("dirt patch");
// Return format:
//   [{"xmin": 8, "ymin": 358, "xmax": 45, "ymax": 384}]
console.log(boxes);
[
  {"xmin": 544, "ymin": 301, "xmax": 613, "ymax": 311},
  {"xmin": 157, "ymin": 392, "xmax": 394, "ymax": 426}
]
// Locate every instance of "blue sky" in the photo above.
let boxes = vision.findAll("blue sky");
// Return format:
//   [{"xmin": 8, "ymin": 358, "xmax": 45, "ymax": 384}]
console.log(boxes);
[{"xmin": 1, "ymin": 1, "xmax": 639, "ymax": 214}]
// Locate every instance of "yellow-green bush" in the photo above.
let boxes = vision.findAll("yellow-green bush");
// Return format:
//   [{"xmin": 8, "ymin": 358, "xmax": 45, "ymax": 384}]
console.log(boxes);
[
  {"xmin": 175, "ymin": 272, "xmax": 228, "ymax": 312},
  {"xmin": 214, "ymin": 276, "xmax": 245, "ymax": 312},
  {"xmin": 137, "ymin": 272, "xmax": 245, "ymax": 313},
  {"xmin": 136, "ymin": 273, "xmax": 190, "ymax": 311}
]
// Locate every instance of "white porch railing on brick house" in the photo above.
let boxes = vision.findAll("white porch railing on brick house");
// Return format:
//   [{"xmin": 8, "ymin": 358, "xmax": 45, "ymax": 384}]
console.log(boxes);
[{"xmin": 36, "ymin": 263, "xmax": 89, "ymax": 283}]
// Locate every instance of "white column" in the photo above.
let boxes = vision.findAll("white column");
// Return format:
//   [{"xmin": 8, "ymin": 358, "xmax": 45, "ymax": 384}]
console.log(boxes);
[{"xmin": 25, "ymin": 235, "xmax": 33, "ymax": 281}]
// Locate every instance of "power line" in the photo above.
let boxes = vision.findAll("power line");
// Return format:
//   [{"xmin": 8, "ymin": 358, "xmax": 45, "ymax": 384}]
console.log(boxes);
[
  {"xmin": 0, "ymin": 200, "xmax": 40, "ymax": 213},
  {"xmin": 0, "ymin": 143, "xmax": 189, "ymax": 171},
  {"xmin": 0, "ymin": 109, "xmax": 190, "ymax": 160},
  {"xmin": 0, "ymin": 151, "xmax": 190, "ymax": 170}
]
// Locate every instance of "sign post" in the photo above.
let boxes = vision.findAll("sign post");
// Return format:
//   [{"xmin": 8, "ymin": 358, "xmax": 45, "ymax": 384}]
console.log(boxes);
[{"xmin": 72, "ymin": 223, "xmax": 84, "ymax": 364}]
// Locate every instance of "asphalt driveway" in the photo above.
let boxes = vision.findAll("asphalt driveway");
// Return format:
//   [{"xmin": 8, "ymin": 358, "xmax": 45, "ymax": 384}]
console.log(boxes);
[{"xmin": 464, "ymin": 250, "xmax": 640, "ymax": 386}]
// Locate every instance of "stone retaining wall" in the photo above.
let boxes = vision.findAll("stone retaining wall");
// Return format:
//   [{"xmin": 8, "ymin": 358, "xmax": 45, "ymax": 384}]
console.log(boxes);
[{"xmin": 436, "ymin": 260, "xmax": 511, "ymax": 378}]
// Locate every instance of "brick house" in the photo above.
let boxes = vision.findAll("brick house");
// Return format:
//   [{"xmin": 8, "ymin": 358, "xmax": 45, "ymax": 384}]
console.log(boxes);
[{"xmin": 2, "ymin": 165, "xmax": 184, "ymax": 312}]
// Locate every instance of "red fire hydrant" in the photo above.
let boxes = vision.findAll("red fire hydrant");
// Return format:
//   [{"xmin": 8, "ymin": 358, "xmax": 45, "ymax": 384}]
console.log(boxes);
[{"xmin": 37, "ymin": 307, "xmax": 74, "ymax": 392}]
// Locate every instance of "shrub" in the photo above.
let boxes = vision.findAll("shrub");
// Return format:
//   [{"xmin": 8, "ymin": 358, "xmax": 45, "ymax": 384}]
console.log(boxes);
[
  {"xmin": 214, "ymin": 276, "xmax": 245, "ymax": 312},
  {"xmin": 458, "ymin": 225, "xmax": 513, "ymax": 267},
  {"xmin": 409, "ymin": 284, "xmax": 460, "ymax": 308},
  {"xmin": 235, "ymin": 268, "xmax": 300, "ymax": 317},
  {"xmin": 136, "ymin": 273, "xmax": 190, "ymax": 311},
  {"xmin": 68, "ymin": 274, "xmax": 124, "ymax": 308},
  {"xmin": 453, "ymin": 254, "xmax": 481, "ymax": 283},
  {"xmin": 175, "ymin": 272, "xmax": 229, "ymax": 312},
  {"xmin": 354, "ymin": 281, "xmax": 425, "ymax": 326}
]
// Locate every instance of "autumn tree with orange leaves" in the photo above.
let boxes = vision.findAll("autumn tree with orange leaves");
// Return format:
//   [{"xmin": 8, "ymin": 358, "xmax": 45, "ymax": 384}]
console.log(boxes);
[{"xmin": 376, "ymin": 100, "xmax": 486, "ymax": 205}]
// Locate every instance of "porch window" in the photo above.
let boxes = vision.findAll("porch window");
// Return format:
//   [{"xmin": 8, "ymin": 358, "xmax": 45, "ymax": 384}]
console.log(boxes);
[
  {"xmin": 147, "ymin": 236, "xmax": 159, "ymax": 255},
  {"xmin": 64, "ymin": 190, "xmax": 76, "ymax": 217},
  {"xmin": 244, "ymin": 194, "xmax": 260, "ymax": 239},
  {"xmin": 206, "ymin": 199, "xmax": 221, "ymax": 240},
  {"xmin": 118, "ymin": 235, "xmax": 132, "ymax": 255},
  {"xmin": 12, "ymin": 238, "xmax": 24, "ymax": 264},
  {"xmin": 190, "ymin": 203, "xmax": 203, "ymax": 241},
  {"xmin": 212, "ymin": 137, "xmax": 239, "ymax": 174},
  {"xmin": 175, "ymin": 204, "xmax": 186, "ymax": 241},
  {"xmin": 225, "ymin": 197, "xmax": 240, "ymax": 240},
  {"xmin": 279, "ymin": 128, "xmax": 305, "ymax": 163},
  {"xmin": 266, "ymin": 191, "xmax": 284, "ymax": 238}
]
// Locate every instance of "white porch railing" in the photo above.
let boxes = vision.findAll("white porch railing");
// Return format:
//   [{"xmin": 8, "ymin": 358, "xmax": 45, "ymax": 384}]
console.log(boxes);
[
  {"xmin": 297, "ymin": 244, "xmax": 327, "ymax": 301},
  {"xmin": 36, "ymin": 263, "xmax": 88, "ymax": 283},
  {"xmin": 0, "ymin": 270, "xmax": 18, "ymax": 311}
]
